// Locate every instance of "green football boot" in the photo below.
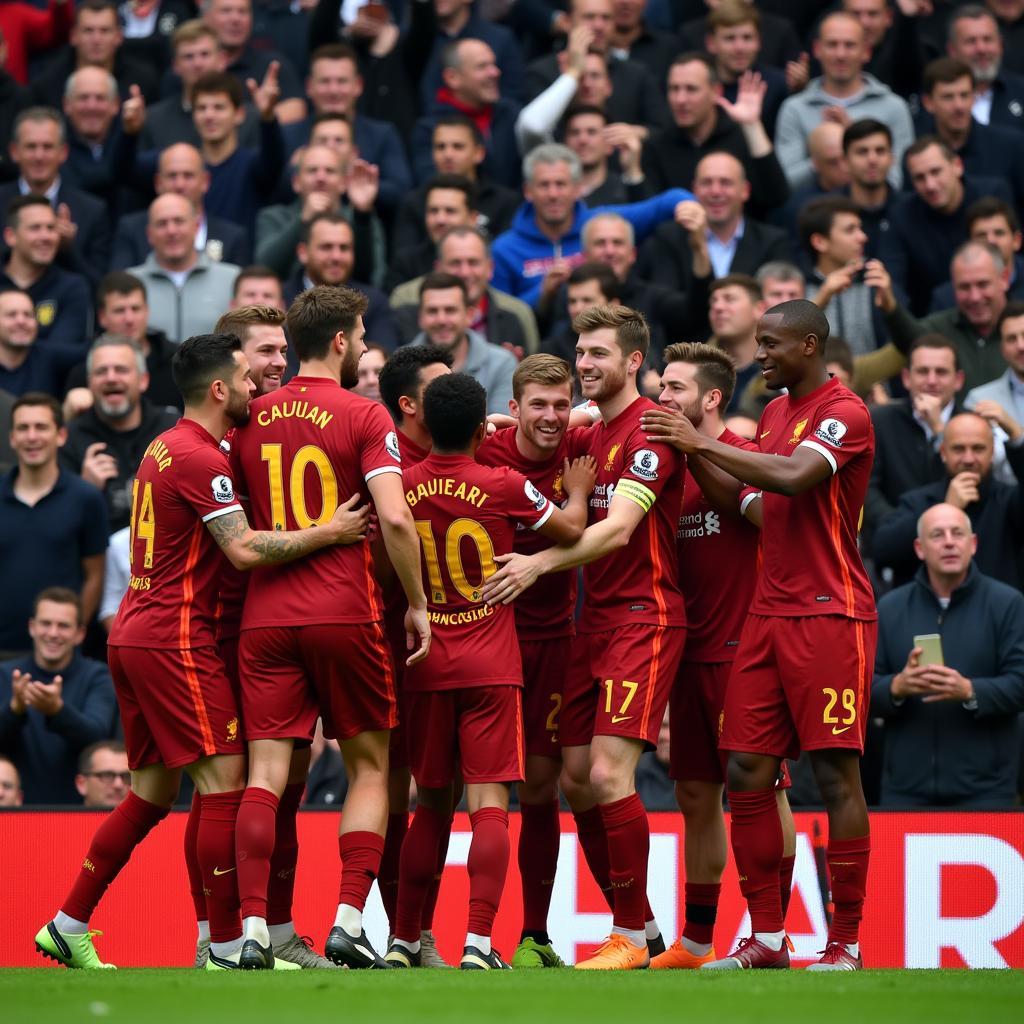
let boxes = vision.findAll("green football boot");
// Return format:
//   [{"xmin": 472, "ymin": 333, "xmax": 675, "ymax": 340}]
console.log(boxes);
[
  {"xmin": 511, "ymin": 936, "xmax": 566, "ymax": 968},
  {"xmin": 34, "ymin": 922, "xmax": 116, "ymax": 969}
]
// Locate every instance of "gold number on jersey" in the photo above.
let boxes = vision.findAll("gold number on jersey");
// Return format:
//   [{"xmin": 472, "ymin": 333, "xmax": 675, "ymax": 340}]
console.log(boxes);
[
  {"xmin": 601, "ymin": 679, "xmax": 639, "ymax": 722},
  {"xmin": 822, "ymin": 687, "xmax": 857, "ymax": 726},
  {"xmin": 414, "ymin": 517, "xmax": 496, "ymax": 603},
  {"xmin": 129, "ymin": 478, "xmax": 156, "ymax": 569},
  {"xmin": 261, "ymin": 443, "xmax": 339, "ymax": 530}
]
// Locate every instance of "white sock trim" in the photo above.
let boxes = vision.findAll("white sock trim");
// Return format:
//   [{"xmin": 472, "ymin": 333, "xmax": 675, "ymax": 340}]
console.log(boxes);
[
  {"xmin": 611, "ymin": 926, "xmax": 646, "ymax": 948},
  {"xmin": 754, "ymin": 930, "xmax": 785, "ymax": 951},
  {"xmin": 54, "ymin": 912, "xmax": 89, "ymax": 935},
  {"xmin": 466, "ymin": 932, "xmax": 491, "ymax": 955},
  {"xmin": 334, "ymin": 903, "xmax": 362, "ymax": 934}
]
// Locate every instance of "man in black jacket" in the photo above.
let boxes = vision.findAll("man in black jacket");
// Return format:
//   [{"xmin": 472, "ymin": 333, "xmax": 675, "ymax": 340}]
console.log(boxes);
[
  {"xmin": 872, "ymin": 412, "xmax": 1024, "ymax": 591},
  {"xmin": 871, "ymin": 502, "xmax": 1024, "ymax": 807}
]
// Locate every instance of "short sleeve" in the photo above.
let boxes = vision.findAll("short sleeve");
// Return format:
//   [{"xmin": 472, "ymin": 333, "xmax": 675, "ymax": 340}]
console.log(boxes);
[
  {"xmin": 360, "ymin": 402, "xmax": 404, "ymax": 482},
  {"xmin": 504, "ymin": 469, "xmax": 554, "ymax": 531},
  {"xmin": 180, "ymin": 448, "xmax": 243, "ymax": 522},
  {"xmin": 798, "ymin": 397, "xmax": 873, "ymax": 475},
  {"xmin": 616, "ymin": 432, "xmax": 680, "ymax": 513}
]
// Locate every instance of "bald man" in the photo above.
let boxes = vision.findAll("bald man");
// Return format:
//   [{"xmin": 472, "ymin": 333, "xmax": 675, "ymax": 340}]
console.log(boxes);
[
  {"xmin": 112, "ymin": 144, "xmax": 251, "ymax": 270},
  {"xmin": 872, "ymin": 412, "xmax": 1024, "ymax": 591},
  {"xmin": 128, "ymin": 194, "xmax": 241, "ymax": 342},
  {"xmin": 643, "ymin": 299, "xmax": 876, "ymax": 970},
  {"xmin": 871, "ymin": 502, "xmax": 1024, "ymax": 807}
]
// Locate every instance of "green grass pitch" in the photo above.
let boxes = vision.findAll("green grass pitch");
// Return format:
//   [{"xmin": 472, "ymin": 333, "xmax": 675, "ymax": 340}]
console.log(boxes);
[{"xmin": 2, "ymin": 969, "xmax": 1022, "ymax": 1024}]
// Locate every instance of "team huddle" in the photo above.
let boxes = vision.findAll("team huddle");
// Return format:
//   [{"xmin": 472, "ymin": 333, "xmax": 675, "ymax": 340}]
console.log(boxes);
[{"xmin": 34, "ymin": 284, "xmax": 875, "ymax": 974}]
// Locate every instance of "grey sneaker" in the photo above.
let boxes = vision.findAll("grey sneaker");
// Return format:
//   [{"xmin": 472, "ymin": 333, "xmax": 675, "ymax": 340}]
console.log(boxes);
[
  {"xmin": 275, "ymin": 934, "xmax": 340, "ymax": 969},
  {"xmin": 419, "ymin": 930, "xmax": 451, "ymax": 968},
  {"xmin": 194, "ymin": 938, "xmax": 210, "ymax": 969}
]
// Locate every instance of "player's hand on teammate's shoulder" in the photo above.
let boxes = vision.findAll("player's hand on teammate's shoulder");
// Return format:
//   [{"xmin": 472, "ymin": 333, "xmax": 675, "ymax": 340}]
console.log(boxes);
[
  {"xmin": 641, "ymin": 407, "xmax": 702, "ymax": 452},
  {"xmin": 403, "ymin": 606, "xmax": 431, "ymax": 666},
  {"xmin": 323, "ymin": 493, "xmax": 371, "ymax": 544},
  {"xmin": 482, "ymin": 552, "xmax": 541, "ymax": 606},
  {"xmin": 561, "ymin": 455, "xmax": 597, "ymax": 497}
]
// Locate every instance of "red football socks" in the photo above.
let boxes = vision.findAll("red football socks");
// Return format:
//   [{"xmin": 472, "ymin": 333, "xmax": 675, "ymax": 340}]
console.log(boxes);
[
  {"xmin": 421, "ymin": 814, "xmax": 453, "ymax": 930},
  {"xmin": 338, "ymin": 830, "xmax": 384, "ymax": 912},
  {"xmin": 62, "ymin": 790, "xmax": 168, "ymax": 922},
  {"xmin": 519, "ymin": 800, "xmax": 560, "ymax": 936},
  {"xmin": 183, "ymin": 791, "xmax": 206, "ymax": 922},
  {"xmin": 467, "ymin": 807, "xmax": 510, "ymax": 937},
  {"xmin": 682, "ymin": 882, "xmax": 721, "ymax": 946},
  {"xmin": 827, "ymin": 835, "xmax": 870, "ymax": 945},
  {"xmin": 379, "ymin": 811, "xmax": 409, "ymax": 931},
  {"xmin": 395, "ymin": 804, "xmax": 448, "ymax": 942},
  {"xmin": 780, "ymin": 852, "xmax": 796, "ymax": 921},
  {"xmin": 236, "ymin": 787, "xmax": 280, "ymax": 920},
  {"xmin": 727, "ymin": 788, "xmax": 784, "ymax": 934},
  {"xmin": 573, "ymin": 806, "xmax": 613, "ymax": 909},
  {"xmin": 197, "ymin": 789, "xmax": 244, "ymax": 943},
  {"xmin": 266, "ymin": 782, "xmax": 305, "ymax": 927},
  {"xmin": 599, "ymin": 794, "xmax": 649, "ymax": 932}
]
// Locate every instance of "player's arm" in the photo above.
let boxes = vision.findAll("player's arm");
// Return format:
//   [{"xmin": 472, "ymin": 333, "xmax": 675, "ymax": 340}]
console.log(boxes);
[
  {"xmin": 483, "ymin": 491, "xmax": 648, "ymax": 605},
  {"xmin": 641, "ymin": 408, "xmax": 832, "ymax": 496},
  {"xmin": 79, "ymin": 553, "xmax": 105, "ymax": 625},
  {"xmin": 686, "ymin": 453, "xmax": 747, "ymax": 520},
  {"xmin": 366, "ymin": 472, "xmax": 430, "ymax": 665},
  {"xmin": 206, "ymin": 495, "xmax": 369, "ymax": 570},
  {"xmin": 535, "ymin": 456, "xmax": 597, "ymax": 545},
  {"xmin": 741, "ymin": 494, "xmax": 763, "ymax": 528}
]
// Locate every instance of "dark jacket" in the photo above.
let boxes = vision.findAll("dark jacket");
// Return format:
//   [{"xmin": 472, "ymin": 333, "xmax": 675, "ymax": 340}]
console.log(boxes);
[
  {"xmin": 0, "ymin": 72, "xmax": 32, "ymax": 183},
  {"xmin": 871, "ymin": 565, "xmax": 1024, "ymax": 807},
  {"xmin": 32, "ymin": 46, "xmax": 161, "ymax": 108},
  {"xmin": 931, "ymin": 254, "xmax": 1024, "ymax": 312},
  {"xmin": 0, "ymin": 652, "xmax": 119, "ymax": 805},
  {"xmin": 642, "ymin": 110, "xmax": 789, "ymax": 219},
  {"xmin": 985, "ymin": 67, "xmax": 1024, "ymax": 132},
  {"xmin": 721, "ymin": 62, "xmax": 788, "ymax": 138},
  {"xmin": 384, "ymin": 240, "xmax": 435, "ymax": 296},
  {"xmin": 62, "ymin": 122, "xmax": 143, "ymax": 218},
  {"xmin": 137, "ymin": 95, "xmax": 261, "ymax": 154},
  {"xmin": 59, "ymin": 402, "xmax": 180, "ymax": 534},
  {"xmin": 111, "ymin": 210, "xmax": 251, "ymax": 272},
  {"xmin": 0, "ymin": 263, "xmax": 92, "ymax": 361},
  {"xmin": 283, "ymin": 273, "xmax": 397, "ymax": 355},
  {"xmin": 608, "ymin": 24, "xmax": 683, "ymax": 93},
  {"xmin": 871, "ymin": 448, "xmax": 1024, "ymax": 590}
]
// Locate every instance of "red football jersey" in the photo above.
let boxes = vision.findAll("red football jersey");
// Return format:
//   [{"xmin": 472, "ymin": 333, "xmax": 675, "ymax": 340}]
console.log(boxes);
[
  {"xmin": 213, "ymin": 430, "xmax": 247, "ymax": 643},
  {"xmin": 678, "ymin": 428, "xmax": 761, "ymax": 662},
  {"xmin": 476, "ymin": 425, "xmax": 591, "ymax": 640},
  {"xmin": 402, "ymin": 452, "xmax": 554, "ymax": 692},
  {"xmin": 581, "ymin": 395, "xmax": 685, "ymax": 633},
  {"xmin": 110, "ymin": 418, "xmax": 242, "ymax": 649},
  {"xmin": 745, "ymin": 377, "xmax": 876, "ymax": 620},
  {"xmin": 232, "ymin": 376, "xmax": 403, "ymax": 628}
]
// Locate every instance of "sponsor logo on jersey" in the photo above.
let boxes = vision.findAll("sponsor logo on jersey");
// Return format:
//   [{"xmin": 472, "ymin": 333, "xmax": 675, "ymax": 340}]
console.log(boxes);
[
  {"xmin": 704, "ymin": 510, "xmax": 721, "ymax": 535},
  {"xmin": 211, "ymin": 475, "xmax": 235, "ymax": 503},
  {"xmin": 630, "ymin": 448, "xmax": 659, "ymax": 481},
  {"xmin": 788, "ymin": 418, "xmax": 809, "ymax": 444},
  {"xmin": 385, "ymin": 430, "xmax": 402, "ymax": 462},
  {"xmin": 813, "ymin": 417, "xmax": 848, "ymax": 448},
  {"xmin": 525, "ymin": 479, "xmax": 547, "ymax": 511},
  {"xmin": 604, "ymin": 443, "xmax": 621, "ymax": 471}
]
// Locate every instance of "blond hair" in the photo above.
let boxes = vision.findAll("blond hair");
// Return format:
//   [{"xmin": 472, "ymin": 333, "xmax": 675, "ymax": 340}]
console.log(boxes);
[
  {"xmin": 171, "ymin": 18, "xmax": 218, "ymax": 53},
  {"xmin": 215, "ymin": 305, "xmax": 286, "ymax": 346},
  {"xmin": 512, "ymin": 353, "xmax": 572, "ymax": 401},
  {"xmin": 572, "ymin": 304, "xmax": 650, "ymax": 359}
]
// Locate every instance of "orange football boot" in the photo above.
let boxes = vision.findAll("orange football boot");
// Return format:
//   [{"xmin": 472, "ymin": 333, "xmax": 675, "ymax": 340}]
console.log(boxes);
[
  {"xmin": 650, "ymin": 939, "xmax": 717, "ymax": 969},
  {"xmin": 575, "ymin": 933, "xmax": 650, "ymax": 971}
]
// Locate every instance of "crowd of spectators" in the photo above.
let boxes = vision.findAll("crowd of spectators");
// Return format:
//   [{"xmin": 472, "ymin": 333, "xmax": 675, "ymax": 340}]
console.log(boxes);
[{"xmin": 1, "ymin": 0, "xmax": 1024, "ymax": 811}]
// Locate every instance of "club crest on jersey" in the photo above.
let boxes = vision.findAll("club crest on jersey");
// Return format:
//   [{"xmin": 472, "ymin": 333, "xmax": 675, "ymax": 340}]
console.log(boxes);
[
  {"xmin": 211, "ymin": 475, "xmax": 235, "ymax": 503},
  {"xmin": 631, "ymin": 449, "xmax": 659, "ymax": 481},
  {"xmin": 788, "ymin": 418, "xmax": 809, "ymax": 444},
  {"xmin": 385, "ymin": 430, "xmax": 402, "ymax": 462},
  {"xmin": 604, "ymin": 443, "xmax": 621, "ymax": 470},
  {"xmin": 525, "ymin": 479, "xmax": 547, "ymax": 511},
  {"xmin": 813, "ymin": 418, "xmax": 848, "ymax": 448}
]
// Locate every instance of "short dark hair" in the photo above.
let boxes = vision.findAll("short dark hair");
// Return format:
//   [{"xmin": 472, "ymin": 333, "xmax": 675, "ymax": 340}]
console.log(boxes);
[
  {"xmin": 908, "ymin": 333, "xmax": 961, "ymax": 371},
  {"xmin": 906, "ymin": 134, "xmax": 956, "ymax": 164},
  {"xmin": 232, "ymin": 264, "xmax": 282, "ymax": 298},
  {"xmin": 6, "ymin": 193, "xmax": 52, "ymax": 230},
  {"xmin": 419, "ymin": 271, "xmax": 468, "ymax": 305},
  {"xmin": 433, "ymin": 114, "xmax": 484, "ymax": 148},
  {"xmin": 75, "ymin": 0, "xmax": 118, "ymax": 24},
  {"xmin": 192, "ymin": 70, "xmax": 243, "ymax": 109},
  {"xmin": 310, "ymin": 110, "xmax": 353, "ymax": 135},
  {"xmin": 78, "ymin": 739, "xmax": 126, "ymax": 775},
  {"xmin": 567, "ymin": 261, "xmax": 622, "ymax": 302},
  {"xmin": 286, "ymin": 285, "xmax": 368, "ymax": 362},
  {"xmin": 378, "ymin": 344, "xmax": 454, "ymax": 420},
  {"xmin": 11, "ymin": 392, "xmax": 63, "ymax": 430},
  {"xmin": 966, "ymin": 196, "xmax": 1021, "ymax": 235},
  {"xmin": 824, "ymin": 336, "xmax": 855, "ymax": 377},
  {"xmin": 32, "ymin": 586, "xmax": 82, "ymax": 624},
  {"xmin": 97, "ymin": 271, "xmax": 147, "ymax": 307},
  {"xmin": 563, "ymin": 103, "xmax": 608, "ymax": 130},
  {"xmin": 300, "ymin": 211, "xmax": 352, "ymax": 246},
  {"xmin": 423, "ymin": 372, "xmax": 487, "ymax": 451},
  {"xmin": 309, "ymin": 42, "xmax": 359, "ymax": 68},
  {"xmin": 662, "ymin": 341, "xmax": 737, "ymax": 407},
  {"xmin": 425, "ymin": 174, "xmax": 477, "ymax": 210},
  {"xmin": 764, "ymin": 299, "xmax": 831, "ymax": 353},
  {"xmin": 670, "ymin": 51, "xmax": 718, "ymax": 86},
  {"xmin": 842, "ymin": 118, "xmax": 892, "ymax": 153},
  {"xmin": 923, "ymin": 56, "xmax": 974, "ymax": 93},
  {"xmin": 798, "ymin": 196, "xmax": 862, "ymax": 257},
  {"xmin": 710, "ymin": 273, "xmax": 762, "ymax": 303},
  {"xmin": 997, "ymin": 300, "xmax": 1024, "ymax": 334},
  {"xmin": 171, "ymin": 332, "xmax": 242, "ymax": 405}
]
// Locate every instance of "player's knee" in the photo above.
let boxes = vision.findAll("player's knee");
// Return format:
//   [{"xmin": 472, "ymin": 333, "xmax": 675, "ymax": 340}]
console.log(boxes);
[
  {"xmin": 588, "ymin": 757, "xmax": 629, "ymax": 804},
  {"xmin": 725, "ymin": 751, "xmax": 771, "ymax": 792},
  {"xmin": 809, "ymin": 753, "xmax": 862, "ymax": 808},
  {"xmin": 675, "ymin": 780, "xmax": 720, "ymax": 820}
]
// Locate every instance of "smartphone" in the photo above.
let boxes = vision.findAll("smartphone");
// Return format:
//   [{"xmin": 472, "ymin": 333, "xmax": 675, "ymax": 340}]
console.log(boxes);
[{"xmin": 914, "ymin": 634, "xmax": 944, "ymax": 667}]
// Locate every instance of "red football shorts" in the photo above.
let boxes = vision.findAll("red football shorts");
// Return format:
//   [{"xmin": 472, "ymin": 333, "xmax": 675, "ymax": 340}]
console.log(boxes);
[
  {"xmin": 720, "ymin": 614, "xmax": 877, "ymax": 761},
  {"xmin": 669, "ymin": 660, "xmax": 730, "ymax": 783},
  {"xmin": 217, "ymin": 635, "xmax": 241, "ymax": 693},
  {"xmin": 109, "ymin": 644, "xmax": 244, "ymax": 771},
  {"xmin": 239, "ymin": 622, "xmax": 397, "ymax": 744},
  {"xmin": 406, "ymin": 686, "xmax": 524, "ymax": 788},
  {"xmin": 520, "ymin": 636, "xmax": 571, "ymax": 759},
  {"xmin": 561, "ymin": 624, "xmax": 686, "ymax": 748}
]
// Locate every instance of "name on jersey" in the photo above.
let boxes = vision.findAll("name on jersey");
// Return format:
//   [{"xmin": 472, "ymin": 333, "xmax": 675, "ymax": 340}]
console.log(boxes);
[
  {"xmin": 677, "ymin": 509, "xmax": 721, "ymax": 539},
  {"xmin": 128, "ymin": 574, "xmax": 152, "ymax": 591},
  {"xmin": 405, "ymin": 477, "xmax": 490, "ymax": 509},
  {"xmin": 144, "ymin": 438, "xmax": 173, "ymax": 472},
  {"xmin": 256, "ymin": 401, "xmax": 334, "ymax": 430},
  {"xmin": 428, "ymin": 605, "xmax": 495, "ymax": 626}
]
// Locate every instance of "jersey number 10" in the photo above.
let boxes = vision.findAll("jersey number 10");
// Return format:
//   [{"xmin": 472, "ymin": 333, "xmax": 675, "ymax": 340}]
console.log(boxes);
[
  {"xmin": 261, "ymin": 443, "xmax": 338, "ymax": 530},
  {"xmin": 415, "ymin": 518, "xmax": 496, "ymax": 604}
]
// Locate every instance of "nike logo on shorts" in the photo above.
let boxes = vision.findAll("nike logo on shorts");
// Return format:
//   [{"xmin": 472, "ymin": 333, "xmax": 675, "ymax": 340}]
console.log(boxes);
[
  {"xmin": 212, "ymin": 866, "xmax": 236, "ymax": 876},
  {"xmin": 611, "ymin": 715, "xmax": 633, "ymax": 724}
]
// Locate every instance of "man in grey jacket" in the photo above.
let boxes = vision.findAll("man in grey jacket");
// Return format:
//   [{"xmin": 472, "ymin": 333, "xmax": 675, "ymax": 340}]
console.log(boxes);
[
  {"xmin": 406, "ymin": 272, "xmax": 516, "ymax": 416},
  {"xmin": 775, "ymin": 12, "xmax": 914, "ymax": 191},
  {"xmin": 128, "ymin": 195, "xmax": 239, "ymax": 343},
  {"xmin": 871, "ymin": 503, "xmax": 1024, "ymax": 807}
]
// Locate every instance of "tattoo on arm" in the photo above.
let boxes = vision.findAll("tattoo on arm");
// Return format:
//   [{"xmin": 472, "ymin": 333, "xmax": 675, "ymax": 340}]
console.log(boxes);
[{"xmin": 206, "ymin": 510, "xmax": 326, "ymax": 566}]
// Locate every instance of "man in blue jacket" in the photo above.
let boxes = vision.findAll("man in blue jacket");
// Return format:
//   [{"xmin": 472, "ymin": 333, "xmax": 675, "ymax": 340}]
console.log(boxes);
[
  {"xmin": 871, "ymin": 502, "xmax": 1024, "ymax": 808},
  {"xmin": 491, "ymin": 143, "xmax": 694, "ymax": 312},
  {"xmin": 0, "ymin": 587, "xmax": 118, "ymax": 805}
]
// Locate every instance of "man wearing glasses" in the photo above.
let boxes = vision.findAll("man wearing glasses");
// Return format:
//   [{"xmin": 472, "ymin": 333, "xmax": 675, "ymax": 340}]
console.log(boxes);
[{"xmin": 75, "ymin": 741, "xmax": 131, "ymax": 810}]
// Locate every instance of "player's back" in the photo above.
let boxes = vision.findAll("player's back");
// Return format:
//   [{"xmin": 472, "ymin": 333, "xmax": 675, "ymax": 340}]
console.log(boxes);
[
  {"xmin": 233, "ymin": 376, "xmax": 403, "ymax": 628},
  {"xmin": 111, "ymin": 418, "xmax": 242, "ymax": 650},
  {"xmin": 403, "ymin": 451, "xmax": 554, "ymax": 691},
  {"xmin": 753, "ymin": 376, "xmax": 876, "ymax": 620}
]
